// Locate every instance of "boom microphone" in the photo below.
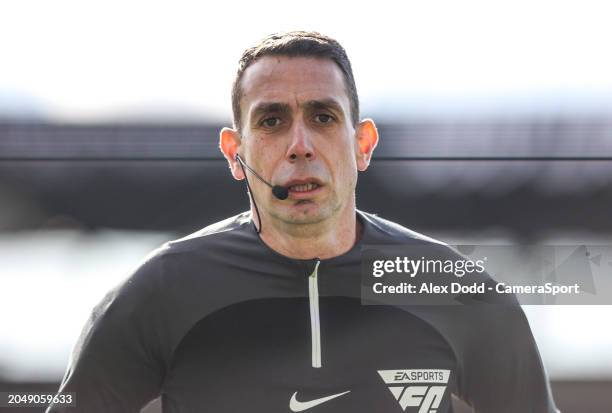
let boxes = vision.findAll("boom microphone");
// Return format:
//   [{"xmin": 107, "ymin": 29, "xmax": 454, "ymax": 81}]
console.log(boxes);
[{"xmin": 235, "ymin": 154, "xmax": 289, "ymax": 200}]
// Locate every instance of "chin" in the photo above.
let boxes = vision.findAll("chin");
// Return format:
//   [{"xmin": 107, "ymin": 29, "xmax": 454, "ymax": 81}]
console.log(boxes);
[{"xmin": 278, "ymin": 202, "xmax": 331, "ymax": 225}]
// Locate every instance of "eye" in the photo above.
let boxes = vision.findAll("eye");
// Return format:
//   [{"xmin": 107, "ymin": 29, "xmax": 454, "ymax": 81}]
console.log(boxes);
[
  {"xmin": 315, "ymin": 114, "xmax": 334, "ymax": 124},
  {"xmin": 261, "ymin": 117, "xmax": 282, "ymax": 128}
]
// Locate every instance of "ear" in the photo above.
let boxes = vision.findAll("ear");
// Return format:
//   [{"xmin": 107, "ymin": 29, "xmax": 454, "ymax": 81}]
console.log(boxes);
[
  {"xmin": 355, "ymin": 118, "xmax": 379, "ymax": 171},
  {"xmin": 219, "ymin": 127, "xmax": 245, "ymax": 180}
]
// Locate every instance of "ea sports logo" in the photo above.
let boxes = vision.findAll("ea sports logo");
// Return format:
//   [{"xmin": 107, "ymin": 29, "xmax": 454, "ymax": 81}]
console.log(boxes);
[{"xmin": 377, "ymin": 369, "xmax": 450, "ymax": 413}]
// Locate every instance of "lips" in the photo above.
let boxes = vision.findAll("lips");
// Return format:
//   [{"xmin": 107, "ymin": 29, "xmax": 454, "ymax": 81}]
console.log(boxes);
[
  {"xmin": 289, "ymin": 182, "xmax": 319, "ymax": 192},
  {"xmin": 283, "ymin": 178, "xmax": 324, "ymax": 197}
]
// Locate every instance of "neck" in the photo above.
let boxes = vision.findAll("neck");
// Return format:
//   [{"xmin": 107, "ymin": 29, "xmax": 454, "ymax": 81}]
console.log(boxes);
[{"xmin": 253, "ymin": 200, "xmax": 362, "ymax": 260}]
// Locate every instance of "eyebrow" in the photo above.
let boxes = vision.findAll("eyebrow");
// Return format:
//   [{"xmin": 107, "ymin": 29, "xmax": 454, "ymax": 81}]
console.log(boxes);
[
  {"xmin": 303, "ymin": 98, "xmax": 344, "ymax": 115},
  {"xmin": 250, "ymin": 102, "xmax": 291, "ymax": 120},
  {"xmin": 250, "ymin": 98, "xmax": 345, "ymax": 121}
]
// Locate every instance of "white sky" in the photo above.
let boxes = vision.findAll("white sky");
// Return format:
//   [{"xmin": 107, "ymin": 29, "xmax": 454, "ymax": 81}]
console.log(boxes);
[{"xmin": 1, "ymin": 0, "xmax": 612, "ymax": 121}]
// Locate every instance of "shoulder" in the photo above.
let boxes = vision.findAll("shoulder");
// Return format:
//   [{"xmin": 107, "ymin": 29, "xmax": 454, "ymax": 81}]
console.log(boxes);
[
  {"xmin": 358, "ymin": 209, "xmax": 447, "ymax": 247},
  {"xmin": 107, "ymin": 211, "xmax": 254, "ymax": 299},
  {"xmin": 164, "ymin": 210, "xmax": 253, "ymax": 254},
  {"xmin": 358, "ymin": 209, "xmax": 520, "ymax": 306},
  {"xmin": 131, "ymin": 210, "xmax": 253, "ymax": 273}
]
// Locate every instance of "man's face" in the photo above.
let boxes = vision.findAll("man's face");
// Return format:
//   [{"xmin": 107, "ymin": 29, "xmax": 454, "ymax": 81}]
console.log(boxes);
[{"xmin": 237, "ymin": 56, "xmax": 360, "ymax": 227}]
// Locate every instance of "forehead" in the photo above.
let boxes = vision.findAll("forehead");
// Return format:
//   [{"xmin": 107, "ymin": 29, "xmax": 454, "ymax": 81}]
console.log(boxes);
[{"xmin": 240, "ymin": 56, "xmax": 350, "ymax": 118}]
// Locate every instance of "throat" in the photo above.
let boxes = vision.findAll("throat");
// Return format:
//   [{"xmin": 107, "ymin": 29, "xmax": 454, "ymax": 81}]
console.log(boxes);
[{"xmin": 257, "ymin": 214, "xmax": 362, "ymax": 260}]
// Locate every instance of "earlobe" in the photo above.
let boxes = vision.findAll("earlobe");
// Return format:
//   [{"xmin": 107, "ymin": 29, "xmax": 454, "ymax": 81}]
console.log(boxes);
[
  {"xmin": 356, "ymin": 118, "xmax": 379, "ymax": 171},
  {"xmin": 219, "ymin": 127, "xmax": 245, "ymax": 180}
]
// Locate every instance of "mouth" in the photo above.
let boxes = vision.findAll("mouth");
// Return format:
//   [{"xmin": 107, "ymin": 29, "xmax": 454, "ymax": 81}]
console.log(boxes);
[{"xmin": 284, "ymin": 178, "xmax": 324, "ymax": 198}]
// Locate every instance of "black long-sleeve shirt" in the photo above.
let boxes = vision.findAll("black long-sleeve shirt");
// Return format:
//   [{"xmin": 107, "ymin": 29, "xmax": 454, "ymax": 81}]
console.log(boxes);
[{"xmin": 47, "ymin": 209, "xmax": 560, "ymax": 413}]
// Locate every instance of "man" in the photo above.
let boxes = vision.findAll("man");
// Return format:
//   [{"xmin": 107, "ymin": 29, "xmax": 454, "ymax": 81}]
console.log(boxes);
[{"xmin": 48, "ymin": 31, "xmax": 560, "ymax": 412}]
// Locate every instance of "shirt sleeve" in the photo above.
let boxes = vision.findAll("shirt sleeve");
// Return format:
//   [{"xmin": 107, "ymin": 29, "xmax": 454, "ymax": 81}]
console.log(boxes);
[
  {"xmin": 46, "ymin": 250, "xmax": 168, "ymax": 413},
  {"xmin": 458, "ymin": 293, "xmax": 561, "ymax": 413},
  {"xmin": 427, "ymin": 245, "xmax": 562, "ymax": 412}
]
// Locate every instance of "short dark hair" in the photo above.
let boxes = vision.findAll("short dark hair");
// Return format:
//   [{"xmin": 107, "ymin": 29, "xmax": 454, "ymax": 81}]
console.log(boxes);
[{"xmin": 231, "ymin": 31, "xmax": 359, "ymax": 132}]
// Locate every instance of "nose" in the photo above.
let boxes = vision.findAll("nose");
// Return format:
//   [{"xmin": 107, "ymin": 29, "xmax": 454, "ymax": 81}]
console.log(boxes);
[{"xmin": 286, "ymin": 119, "xmax": 316, "ymax": 162}]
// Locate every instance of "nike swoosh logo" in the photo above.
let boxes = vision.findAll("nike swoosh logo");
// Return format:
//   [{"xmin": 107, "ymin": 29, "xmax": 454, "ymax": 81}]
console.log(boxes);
[{"xmin": 289, "ymin": 390, "xmax": 351, "ymax": 412}]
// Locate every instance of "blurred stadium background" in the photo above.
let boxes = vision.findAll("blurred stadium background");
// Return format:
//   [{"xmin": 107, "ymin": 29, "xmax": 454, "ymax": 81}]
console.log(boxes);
[{"xmin": 1, "ymin": 1, "xmax": 611, "ymax": 412}]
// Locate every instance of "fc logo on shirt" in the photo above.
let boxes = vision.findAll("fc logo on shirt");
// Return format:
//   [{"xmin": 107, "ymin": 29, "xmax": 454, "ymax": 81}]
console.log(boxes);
[{"xmin": 377, "ymin": 369, "xmax": 450, "ymax": 413}]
